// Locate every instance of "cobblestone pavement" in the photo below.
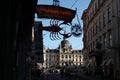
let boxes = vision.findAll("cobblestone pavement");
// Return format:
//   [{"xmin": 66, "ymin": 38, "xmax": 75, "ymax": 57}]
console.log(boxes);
[{"xmin": 41, "ymin": 73, "xmax": 98, "ymax": 80}]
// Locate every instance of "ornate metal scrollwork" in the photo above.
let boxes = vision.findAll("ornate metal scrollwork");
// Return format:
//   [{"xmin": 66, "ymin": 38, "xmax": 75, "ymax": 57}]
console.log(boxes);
[
  {"xmin": 71, "ymin": 24, "xmax": 82, "ymax": 37},
  {"xmin": 53, "ymin": 0, "xmax": 60, "ymax": 6},
  {"xmin": 37, "ymin": 0, "xmax": 82, "ymax": 40}
]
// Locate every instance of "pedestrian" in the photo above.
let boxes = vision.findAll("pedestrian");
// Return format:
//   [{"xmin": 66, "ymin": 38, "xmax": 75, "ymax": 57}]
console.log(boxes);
[
  {"xmin": 39, "ymin": 73, "xmax": 44, "ymax": 80},
  {"xmin": 35, "ymin": 68, "xmax": 42, "ymax": 77},
  {"xmin": 60, "ymin": 68, "xmax": 64, "ymax": 76}
]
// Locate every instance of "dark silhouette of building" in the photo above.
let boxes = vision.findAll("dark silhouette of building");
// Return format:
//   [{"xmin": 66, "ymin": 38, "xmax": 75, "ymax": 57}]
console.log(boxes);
[{"xmin": 1, "ymin": 0, "xmax": 37, "ymax": 80}]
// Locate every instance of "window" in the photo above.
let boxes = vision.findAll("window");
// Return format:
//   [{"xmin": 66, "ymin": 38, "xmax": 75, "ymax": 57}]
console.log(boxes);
[
  {"xmin": 96, "ymin": 39, "xmax": 98, "ymax": 48},
  {"xmin": 94, "ymin": 25, "xmax": 96, "ymax": 35},
  {"xmin": 69, "ymin": 55, "xmax": 71, "ymax": 58},
  {"xmin": 93, "ymin": 26, "xmax": 95, "ymax": 36},
  {"xmin": 65, "ymin": 55, "xmax": 67, "ymax": 58},
  {"xmin": 103, "ymin": 13, "xmax": 106, "ymax": 27},
  {"xmin": 108, "ymin": 30, "xmax": 112, "ymax": 47},
  {"xmin": 96, "ymin": 23, "xmax": 98, "ymax": 34},
  {"xmin": 79, "ymin": 56, "xmax": 81, "ymax": 61},
  {"xmin": 93, "ymin": 9, "xmax": 95, "ymax": 16},
  {"xmin": 99, "ymin": 36, "xmax": 102, "ymax": 45},
  {"xmin": 93, "ymin": 41, "xmax": 95, "ymax": 49},
  {"xmin": 49, "ymin": 58, "xmax": 51, "ymax": 61},
  {"xmin": 95, "ymin": 3, "xmax": 97, "ymax": 12},
  {"xmin": 103, "ymin": 33, "xmax": 107, "ymax": 49},
  {"xmin": 98, "ymin": 0, "xmax": 100, "ymax": 7},
  {"xmin": 76, "ymin": 55, "xmax": 78, "ymax": 58},
  {"xmin": 99, "ymin": 18, "xmax": 102, "ymax": 31},
  {"xmin": 62, "ymin": 55, "xmax": 64, "ymax": 58},
  {"xmin": 100, "ymin": 0, "xmax": 103, "ymax": 4},
  {"xmin": 79, "ymin": 56, "xmax": 81, "ymax": 58},
  {"xmin": 107, "ymin": 7, "xmax": 111, "ymax": 23},
  {"xmin": 49, "ymin": 55, "xmax": 51, "ymax": 58},
  {"xmin": 62, "ymin": 63, "xmax": 63, "ymax": 66},
  {"xmin": 76, "ymin": 59, "xmax": 78, "ymax": 61},
  {"xmin": 80, "ymin": 58, "xmax": 81, "ymax": 62}
]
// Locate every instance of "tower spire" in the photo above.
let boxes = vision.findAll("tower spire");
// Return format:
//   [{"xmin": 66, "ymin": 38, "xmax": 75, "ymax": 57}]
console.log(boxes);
[{"xmin": 63, "ymin": 30, "xmax": 66, "ymax": 40}]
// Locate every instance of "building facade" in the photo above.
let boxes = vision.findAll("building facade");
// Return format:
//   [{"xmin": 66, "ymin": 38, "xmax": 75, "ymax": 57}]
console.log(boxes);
[
  {"xmin": 1, "ymin": 0, "xmax": 37, "ymax": 80},
  {"xmin": 34, "ymin": 21, "xmax": 44, "ymax": 64},
  {"xmin": 31, "ymin": 21, "xmax": 44, "ymax": 70},
  {"xmin": 43, "ymin": 38, "xmax": 83, "ymax": 69},
  {"xmin": 82, "ymin": 0, "xmax": 120, "ymax": 79}
]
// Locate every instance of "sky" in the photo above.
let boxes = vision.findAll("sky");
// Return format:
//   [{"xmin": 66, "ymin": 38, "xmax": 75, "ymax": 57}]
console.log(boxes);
[{"xmin": 35, "ymin": 0, "xmax": 91, "ymax": 50}]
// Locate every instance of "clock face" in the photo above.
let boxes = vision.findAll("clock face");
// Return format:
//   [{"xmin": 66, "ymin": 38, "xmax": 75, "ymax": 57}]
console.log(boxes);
[{"xmin": 71, "ymin": 24, "xmax": 82, "ymax": 37}]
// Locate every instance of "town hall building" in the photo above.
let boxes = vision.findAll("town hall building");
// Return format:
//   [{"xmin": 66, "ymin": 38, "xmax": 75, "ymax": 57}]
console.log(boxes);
[{"xmin": 43, "ymin": 38, "xmax": 83, "ymax": 68}]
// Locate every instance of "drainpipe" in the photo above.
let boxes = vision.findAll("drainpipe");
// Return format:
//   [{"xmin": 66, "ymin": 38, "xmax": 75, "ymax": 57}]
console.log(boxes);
[
  {"xmin": 112, "ymin": 0, "xmax": 120, "ymax": 79},
  {"xmin": 117, "ymin": 0, "xmax": 120, "ymax": 79}
]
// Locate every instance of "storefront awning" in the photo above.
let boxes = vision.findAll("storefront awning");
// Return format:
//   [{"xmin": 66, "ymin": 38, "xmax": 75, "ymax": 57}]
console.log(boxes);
[
  {"xmin": 86, "ymin": 63, "xmax": 90, "ymax": 67},
  {"xmin": 105, "ymin": 59, "xmax": 113, "ymax": 66}
]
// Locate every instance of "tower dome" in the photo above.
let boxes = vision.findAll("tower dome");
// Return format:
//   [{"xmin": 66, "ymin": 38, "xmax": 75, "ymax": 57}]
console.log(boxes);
[{"xmin": 60, "ymin": 39, "xmax": 71, "ymax": 48}]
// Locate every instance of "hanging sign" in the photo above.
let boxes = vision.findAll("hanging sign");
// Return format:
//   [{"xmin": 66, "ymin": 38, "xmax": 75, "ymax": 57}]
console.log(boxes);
[{"xmin": 36, "ymin": 5, "xmax": 76, "ymax": 23}]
